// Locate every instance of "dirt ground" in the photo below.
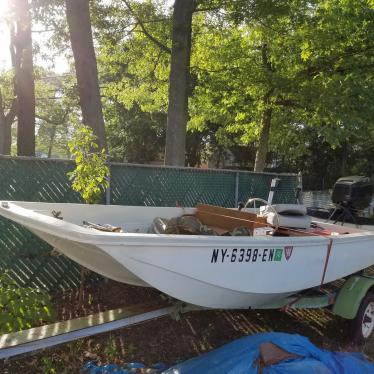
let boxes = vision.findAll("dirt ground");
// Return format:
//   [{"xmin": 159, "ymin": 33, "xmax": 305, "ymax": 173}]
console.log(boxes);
[{"xmin": 1, "ymin": 279, "xmax": 374, "ymax": 374}]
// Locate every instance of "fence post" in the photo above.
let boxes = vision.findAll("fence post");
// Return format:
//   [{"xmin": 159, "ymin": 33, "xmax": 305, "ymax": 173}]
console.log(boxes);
[
  {"xmin": 234, "ymin": 172, "xmax": 239, "ymax": 207},
  {"xmin": 105, "ymin": 163, "xmax": 111, "ymax": 205},
  {"xmin": 296, "ymin": 171, "xmax": 303, "ymax": 204}
]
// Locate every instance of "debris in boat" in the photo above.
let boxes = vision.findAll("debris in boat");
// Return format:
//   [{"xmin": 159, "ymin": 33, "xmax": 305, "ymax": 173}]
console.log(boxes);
[
  {"xmin": 83, "ymin": 220, "xmax": 123, "ymax": 232},
  {"xmin": 229, "ymin": 227, "xmax": 252, "ymax": 236},
  {"xmin": 150, "ymin": 215, "xmax": 215, "ymax": 235},
  {"xmin": 149, "ymin": 216, "xmax": 252, "ymax": 236},
  {"xmin": 52, "ymin": 210, "xmax": 63, "ymax": 220}
]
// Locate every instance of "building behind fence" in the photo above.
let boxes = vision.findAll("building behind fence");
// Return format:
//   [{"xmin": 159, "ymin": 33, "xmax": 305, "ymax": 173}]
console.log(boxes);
[{"xmin": 0, "ymin": 156, "xmax": 298, "ymax": 291}]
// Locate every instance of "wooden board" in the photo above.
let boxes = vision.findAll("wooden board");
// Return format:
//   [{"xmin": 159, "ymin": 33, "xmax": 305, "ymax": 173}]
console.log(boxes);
[
  {"xmin": 196, "ymin": 204, "xmax": 267, "ymax": 232},
  {"xmin": 197, "ymin": 204, "xmax": 266, "ymax": 223},
  {"xmin": 274, "ymin": 227, "xmax": 312, "ymax": 237},
  {"xmin": 0, "ymin": 302, "xmax": 172, "ymax": 359}
]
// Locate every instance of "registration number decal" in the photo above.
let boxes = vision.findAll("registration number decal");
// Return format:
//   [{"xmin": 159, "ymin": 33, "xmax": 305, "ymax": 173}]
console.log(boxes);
[{"xmin": 210, "ymin": 247, "xmax": 293, "ymax": 263}]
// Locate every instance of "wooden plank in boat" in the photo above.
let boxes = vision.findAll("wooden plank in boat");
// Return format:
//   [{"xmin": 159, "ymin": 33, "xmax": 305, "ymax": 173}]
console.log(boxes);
[
  {"xmin": 274, "ymin": 227, "xmax": 312, "ymax": 237},
  {"xmin": 0, "ymin": 302, "xmax": 172, "ymax": 359},
  {"xmin": 196, "ymin": 211, "xmax": 254, "ymax": 231},
  {"xmin": 196, "ymin": 204, "xmax": 267, "ymax": 231},
  {"xmin": 197, "ymin": 203, "xmax": 267, "ymax": 223}
]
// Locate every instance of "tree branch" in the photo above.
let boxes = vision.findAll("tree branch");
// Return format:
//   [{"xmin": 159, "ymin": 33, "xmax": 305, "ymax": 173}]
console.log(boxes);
[
  {"xmin": 261, "ymin": 44, "xmax": 274, "ymax": 72},
  {"xmin": 274, "ymin": 98, "xmax": 305, "ymax": 110},
  {"xmin": 5, "ymin": 98, "xmax": 18, "ymax": 126},
  {"xmin": 35, "ymin": 110, "xmax": 69, "ymax": 126},
  {"xmin": 0, "ymin": 89, "xmax": 17, "ymax": 125},
  {"xmin": 122, "ymin": 0, "xmax": 171, "ymax": 54}
]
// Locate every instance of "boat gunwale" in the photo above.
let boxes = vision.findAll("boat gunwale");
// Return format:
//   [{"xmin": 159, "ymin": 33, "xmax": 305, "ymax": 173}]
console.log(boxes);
[{"xmin": 1, "ymin": 201, "xmax": 373, "ymax": 248}]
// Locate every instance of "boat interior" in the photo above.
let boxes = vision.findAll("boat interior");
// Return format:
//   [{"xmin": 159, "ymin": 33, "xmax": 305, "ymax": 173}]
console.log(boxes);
[
  {"xmin": 193, "ymin": 204, "xmax": 360, "ymax": 237},
  {"xmin": 3, "ymin": 201, "xmax": 364, "ymax": 237}
]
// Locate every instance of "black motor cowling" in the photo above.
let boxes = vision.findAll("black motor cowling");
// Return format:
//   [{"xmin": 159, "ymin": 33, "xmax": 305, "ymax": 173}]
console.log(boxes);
[{"xmin": 331, "ymin": 176, "xmax": 373, "ymax": 210}]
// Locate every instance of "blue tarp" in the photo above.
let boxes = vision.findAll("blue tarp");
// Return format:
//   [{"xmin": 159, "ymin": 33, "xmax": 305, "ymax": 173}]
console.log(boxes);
[{"xmin": 164, "ymin": 332, "xmax": 374, "ymax": 374}]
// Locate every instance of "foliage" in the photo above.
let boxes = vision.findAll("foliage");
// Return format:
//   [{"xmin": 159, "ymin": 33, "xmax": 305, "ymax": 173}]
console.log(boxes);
[
  {"xmin": 104, "ymin": 334, "xmax": 120, "ymax": 361},
  {"xmin": 0, "ymin": 70, "xmax": 16, "ymax": 107},
  {"xmin": 93, "ymin": 0, "xmax": 374, "ymax": 177},
  {"xmin": 1, "ymin": 0, "xmax": 373, "ymax": 185},
  {"xmin": 35, "ymin": 67, "xmax": 79, "ymax": 158},
  {"xmin": 97, "ymin": 0, "xmax": 172, "ymax": 113},
  {"xmin": 41, "ymin": 356, "xmax": 57, "ymax": 374},
  {"xmin": 187, "ymin": 0, "xmax": 374, "ymax": 176},
  {"xmin": 67, "ymin": 125, "xmax": 110, "ymax": 204},
  {"xmin": 105, "ymin": 103, "xmax": 166, "ymax": 163},
  {"xmin": 0, "ymin": 67, "xmax": 78, "ymax": 157},
  {"xmin": 0, "ymin": 272, "xmax": 54, "ymax": 334},
  {"xmin": 92, "ymin": 1, "xmax": 170, "ymax": 163}
]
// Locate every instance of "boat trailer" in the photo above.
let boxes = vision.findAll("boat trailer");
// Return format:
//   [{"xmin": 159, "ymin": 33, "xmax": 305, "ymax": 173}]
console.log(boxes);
[{"xmin": 1, "ymin": 274, "xmax": 374, "ymax": 360}]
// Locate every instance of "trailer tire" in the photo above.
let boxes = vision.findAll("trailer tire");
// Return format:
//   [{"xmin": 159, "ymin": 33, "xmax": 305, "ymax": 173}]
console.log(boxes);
[{"xmin": 350, "ymin": 292, "xmax": 374, "ymax": 344}]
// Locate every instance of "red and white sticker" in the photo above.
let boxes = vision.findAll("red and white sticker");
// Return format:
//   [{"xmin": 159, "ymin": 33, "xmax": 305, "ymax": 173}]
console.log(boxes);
[{"xmin": 284, "ymin": 246, "xmax": 293, "ymax": 261}]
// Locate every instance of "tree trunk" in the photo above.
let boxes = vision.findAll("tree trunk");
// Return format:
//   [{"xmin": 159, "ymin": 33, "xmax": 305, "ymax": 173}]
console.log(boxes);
[
  {"xmin": 0, "ymin": 111, "xmax": 6, "ymax": 154},
  {"xmin": 0, "ymin": 90, "xmax": 17, "ymax": 155},
  {"xmin": 254, "ymin": 103, "xmax": 272, "ymax": 172},
  {"xmin": 66, "ymin": 0, "xmax": 106, "ymax": 149},
  {"xmin": 186, "ymin": 131, "xmax": 203, "ymax": 167},
  {"xmin": 164, "ymin": 0, "xmax": 194, "ymax": 166},
  {"xmin": 340, "ymin": 141, "xmax": 348, "ymax": 176},
  {"xmin": 47, "ymin": 124, "xmax": 57, "ymax": 158},
  {"xmin": 11, "ymin": 0, "xmax": 35, "ymax": 156}
]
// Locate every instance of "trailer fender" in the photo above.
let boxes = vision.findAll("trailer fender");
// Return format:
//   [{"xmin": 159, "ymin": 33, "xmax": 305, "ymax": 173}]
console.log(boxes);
[{"xmin": 332, "ymin": 276, "xmax": 374, "ymax": 319}]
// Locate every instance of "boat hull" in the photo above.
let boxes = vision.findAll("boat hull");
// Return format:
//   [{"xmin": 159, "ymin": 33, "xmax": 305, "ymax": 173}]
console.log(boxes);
[
  {"xmin": 30, "ymin": 228, "xmax": 148, "ymax": 287},
  {"xmin": 1, "ymin": 201, "xmax": 374, "ymax": 309}
]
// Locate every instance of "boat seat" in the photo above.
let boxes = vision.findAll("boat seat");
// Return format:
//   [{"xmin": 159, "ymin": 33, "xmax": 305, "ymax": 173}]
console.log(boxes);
[
  {"xmin": 260, "ymin": 204, "xmax": 311, "ymax": 229},
  {"xmin": 260, "ymin": 204, "xmax": 307, "ymax": 215}
]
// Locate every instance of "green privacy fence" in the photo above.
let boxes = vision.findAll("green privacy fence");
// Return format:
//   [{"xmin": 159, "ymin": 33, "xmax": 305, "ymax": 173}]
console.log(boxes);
[
  {"xmin": 110, "ymin": 163, "xmax": 298, "ymax": 207},
  {"xmin": 0, "ymin": 156, "xmax": 298, "ymax": 291}
]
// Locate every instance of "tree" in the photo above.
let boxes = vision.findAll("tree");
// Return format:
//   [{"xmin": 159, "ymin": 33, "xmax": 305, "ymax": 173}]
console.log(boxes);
[
  {"xmin": 10, "ymin": 0, "xmax": 36, "ymax": 156},
  {"xmin": 0, "ymin": 72, "xmax": 17, "ymax": 155},
  {"xmin": 188, "ymin": 0, "xmax": 374, "ymax": 172},
  {"xmin": 68, "ymin": 124, "xmax": 109, "ymax": 204},
  {"xmin": 104, "ymin": 103, "xmax": 166, "ymax": 163},
  {"xmin": 100, "ymin": 0, "xmax": 195, "ymax": 166},
  {"xmin": 33, "ymin": 0, "xmax": 373, "ymax": 181},
  {"xmin": 164, "ymin": 0, "xmax": 195, "ymax": 166},
  {"xmin": 96, "ymin": 0, "xmax": 172, "ymax": 161},
  {"xmin": 65, "ymin": 0, "xmax": 106, "ymax": 149},
  {"xmin": 34, "ymin": 69, "xmax": 78, "ymax": 158}
]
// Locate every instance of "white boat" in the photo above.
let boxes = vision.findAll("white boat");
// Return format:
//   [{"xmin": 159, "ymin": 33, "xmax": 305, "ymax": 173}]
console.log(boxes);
[{"xmin": 0, "ymin": 201, "xmax": 373, "ymax": 309}]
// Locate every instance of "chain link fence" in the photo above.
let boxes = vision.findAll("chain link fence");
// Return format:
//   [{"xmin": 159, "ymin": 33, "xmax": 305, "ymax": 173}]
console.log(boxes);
[{"xmin": 0, "ymin": 156, "xmax": 298, "ymax": 291}]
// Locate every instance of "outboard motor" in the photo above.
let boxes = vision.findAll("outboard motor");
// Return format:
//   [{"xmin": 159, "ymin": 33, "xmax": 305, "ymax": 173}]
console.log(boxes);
[
  {"xmin": 332, "ymin": 176, "xmax": 373, "ymax": 210},
  {"xmin": 330, "ymin": 176, "xmax": 373, "ymax": 224}
]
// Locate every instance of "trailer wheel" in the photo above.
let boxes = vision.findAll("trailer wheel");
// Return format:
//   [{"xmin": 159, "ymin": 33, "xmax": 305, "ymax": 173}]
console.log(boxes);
[{"xmin": 350, "ymin": 292, "xmax": 374, "ymax": 344}]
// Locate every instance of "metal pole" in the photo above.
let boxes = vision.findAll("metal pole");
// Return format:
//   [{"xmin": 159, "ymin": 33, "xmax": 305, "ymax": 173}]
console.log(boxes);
[
  {"xmin": 234, "ymin": 172, "xmax": 239, "ymax": 207},
  {"xmin": 267, "ymin": 178, "xmax": 280, "ymax": 204},
  {"xmin": 295, "ymin": 171, "xmax": 303, "ymax": 204}
]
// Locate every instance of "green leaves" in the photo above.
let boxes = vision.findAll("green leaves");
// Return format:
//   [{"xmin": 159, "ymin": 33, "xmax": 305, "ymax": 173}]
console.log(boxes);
[
  {"xmin": 67, "ymin": 125, "xmax": 110, "ymax": 204},
  {"xmin": 97, "ymin": 0, "xmax": 172, "ymax": 113},
  {"xmin": 0, "ymin": 272, "xmax": 55, "ymax": 333}
]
